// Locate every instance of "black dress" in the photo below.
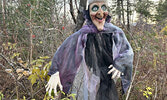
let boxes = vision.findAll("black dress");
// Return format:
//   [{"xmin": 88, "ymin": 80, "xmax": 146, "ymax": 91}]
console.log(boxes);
[{"xmin": 85, "ymin": 33, "xmax": 118, "ymax": 100}]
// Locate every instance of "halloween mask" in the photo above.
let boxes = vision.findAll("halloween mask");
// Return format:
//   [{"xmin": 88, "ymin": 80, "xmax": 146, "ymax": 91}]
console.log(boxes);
[{"xmin": 89, "ymin": 2, "xmax": 108, "ymax": 31}]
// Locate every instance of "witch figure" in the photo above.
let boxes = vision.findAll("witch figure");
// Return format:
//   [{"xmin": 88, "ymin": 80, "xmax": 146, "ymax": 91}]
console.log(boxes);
[{"xmin": 46, "ymin": 0, "xmax": 134, "ymax": 100}]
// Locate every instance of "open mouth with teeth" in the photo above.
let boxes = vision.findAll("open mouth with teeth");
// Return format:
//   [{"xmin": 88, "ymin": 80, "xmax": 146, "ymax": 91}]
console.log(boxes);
[{"xmin": 95, "ymin": 16, "xmax": 105, "ymax": 23}]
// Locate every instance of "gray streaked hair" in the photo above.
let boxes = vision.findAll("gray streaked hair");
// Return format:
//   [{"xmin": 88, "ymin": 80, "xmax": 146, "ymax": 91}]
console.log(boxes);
[{"xmin": 88, "ymin": 0, "xmax": 108, "ymax": 5}]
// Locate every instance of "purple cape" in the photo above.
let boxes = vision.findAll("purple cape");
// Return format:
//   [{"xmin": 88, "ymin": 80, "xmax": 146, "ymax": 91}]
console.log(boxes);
[{"xmin": 48, "ymin": 22, "xmax": 134, "ymax": 94}]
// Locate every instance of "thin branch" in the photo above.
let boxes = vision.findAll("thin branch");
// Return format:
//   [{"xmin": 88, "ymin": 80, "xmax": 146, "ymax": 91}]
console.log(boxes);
[
  {"xmin": 70, "ymin": 0, "xmax": 77, "ymax": 24},
  {"xmin": 76, "ymin": 74, "xmax": 84, "ymax": 100},
  {"xmin": 75, "ymin": 0, "xmax": 79, "ymax": 11},
  {"xmin": 25, "ymin": 26, "xmax": 63, "ymax": 34},
  {"xmin": 126, "ymin": 51, "xmax": 140, "ymax": 100},
  {"xmin": 44, "ymin": 28, "xmax": 63, "ymax": 34},
  {"xmin": 0, "ymin": 53, "xmax": 16, "ymax": 70},
  {"xmin": 27, "ymin": 87, "xmax": 45, "ymax": 100},
  {"xmin": 122, "ymin": 24, "xmax": 152, "ymax": 100},
  {"xmin": 140, "ymin": 69, "xmax": 152, "ymax": 79},
  {"xmin": 126, "ymin": 40, "xmax": 150, "ymax": 100},
  {"xmin": 154, "ymin": 81, "xmax": 157, "ymax": 100},
  {"xmin": 0, "ymin": 63, "xmax": 6, "ymax": 69},
  {"xmin": 10, "ymin": 87, "xmax": 16, "ymax": 99},
  {"xmin": 33, "ymin": 87, "xmax": 45, "ymax": 96}
]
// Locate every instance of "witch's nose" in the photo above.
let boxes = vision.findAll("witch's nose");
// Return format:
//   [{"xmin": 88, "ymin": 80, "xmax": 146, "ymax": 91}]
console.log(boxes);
[{"xmin": 97, "ymin": 9, "xmax": 103, "ymax": 17}]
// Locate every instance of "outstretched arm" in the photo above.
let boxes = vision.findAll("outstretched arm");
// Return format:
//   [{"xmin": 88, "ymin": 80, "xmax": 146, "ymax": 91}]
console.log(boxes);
[
  {"xmin": 112, "ymin": 29, "xmax": 134, "ymax": 93},
  {"xmin": 46, "ymin": 31, "xmax": 85, "ymax": 95}
]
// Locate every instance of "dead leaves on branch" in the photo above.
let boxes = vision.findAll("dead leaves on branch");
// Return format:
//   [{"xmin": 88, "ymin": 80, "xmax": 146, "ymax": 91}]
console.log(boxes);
[{"xmin": 1, "ymin": 42, "xmax": 51, "ymax": 85}]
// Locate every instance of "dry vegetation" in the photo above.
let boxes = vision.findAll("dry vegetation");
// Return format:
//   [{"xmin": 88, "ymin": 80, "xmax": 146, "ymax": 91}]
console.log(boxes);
[{"xmin": 0, "ymin": 0, "xmax": 167, "ymax": 100}]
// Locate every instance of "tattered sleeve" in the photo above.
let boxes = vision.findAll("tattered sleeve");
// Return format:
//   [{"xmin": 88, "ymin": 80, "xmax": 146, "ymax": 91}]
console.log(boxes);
[
  {"xmin": 48, "ymin": 32, "xmax": 85, "ymax": 93},
  {"xmin": 112, "ymin": 29, "xmax": 134, "ymax": 93}
]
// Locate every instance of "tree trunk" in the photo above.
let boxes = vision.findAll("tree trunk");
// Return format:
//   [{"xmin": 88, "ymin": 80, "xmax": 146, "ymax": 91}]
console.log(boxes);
[
  {"xmin": 64, "ymin": 0, "xmax": 66, "ymax": 23},
  {"xmin": 0, "ymin": 0, "xmax": 2, "ymax": 31},
  {"xmin": 74, "ymin": 0, "xmax": 87, "ymax": 32},
  {"xmin": 127, "ymin": 0, "xmax": 130, "ymax": 31},
  {"xmin": 121, "ymin": 0, "xmax": 125, "ymax": 25},
  {"xmin": 51, "ymin": 0, "xmax": 56, "ymax": 28},
  {"xmin": 64, "ymin": 0, "xmax": 66, "ymax": 33},
  {"xmin": 117, "ymin": 0, "xmax": 121, "ymax": 23},
  {"xmin": 70, "ymin": 0, "xmax": 77, "ymax": 24},
  {"xmin": 2, "ymin": 0, "xmax": 8, "ymax": 41}
]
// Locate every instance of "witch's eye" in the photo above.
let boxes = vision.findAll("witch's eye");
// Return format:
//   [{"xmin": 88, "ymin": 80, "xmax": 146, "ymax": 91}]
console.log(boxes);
[
  {"xmin": 92, "ymin": 5, "xmax": 99, "ymax": 12},
  {"xmin": 101, "ymin": 5, "xmax": 107, "ymax": 11}
]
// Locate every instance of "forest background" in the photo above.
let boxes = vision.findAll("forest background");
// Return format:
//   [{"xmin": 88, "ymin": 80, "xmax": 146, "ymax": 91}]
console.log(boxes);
[{"xmin": 0, "ymin": 0, "xmax": 166, "ymax": 100}]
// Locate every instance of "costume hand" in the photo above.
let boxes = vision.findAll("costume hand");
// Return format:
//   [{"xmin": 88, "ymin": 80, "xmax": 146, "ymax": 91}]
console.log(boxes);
[
  {"xmin": 107, "ymin": 65, "xmax": 122, "ymax": 79},
  {"xmin": 45, "ymin": 72, "xmax": 63, "ymax": 96}
]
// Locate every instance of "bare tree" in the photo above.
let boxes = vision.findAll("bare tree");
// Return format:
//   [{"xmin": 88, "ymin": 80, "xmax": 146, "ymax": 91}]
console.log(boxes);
[
  {"xmin": 70, "ymin": 0, "xmax": 77, "ymax": 24},
  {"xmin": 74, "ymin": 0, "xmax": 87, "ymax": 32},
  {"xmin": 121, "ymin": 0, "xmax": 125, "ymax": 25},
  {"xmin": 0, "ymin": 0, "xmax": 2, "ymax": 31},
  {"xmin": 117, "ymin": 0, "xmax": 121, "ymax": 22},
  {"xmin": 127, "ymin": 0, "xmax": 130, "ymax": 31},
  {"xmin": 1, "ymin": 0, "xmax": 8, "ymax": 41}
]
